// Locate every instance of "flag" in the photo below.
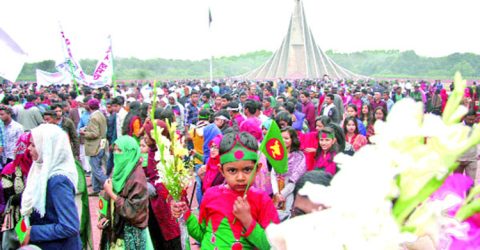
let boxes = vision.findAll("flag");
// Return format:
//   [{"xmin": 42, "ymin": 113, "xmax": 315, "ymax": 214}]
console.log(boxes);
[
  {"xmin": 15, "ymin": 217, "xmax": 29, "ymax": 243},
  {"xmin": 0, "ymin": 28, "xmax": 27, "ymax": 82},
  {"xmin": 208, "ymin": 8, "xmax": 212, "ymax": 27},
  {"xmin": 36, "ymin": 69, "xmax": 72, "ymax": 87},
  {"xmin": 99, "ymin": 196, "xmax": 108, "ymax": 216},
  {"xmin": 57, "ymin": 26, "xmax": 86, "ymax": 84},
  {"xmin": 260, "ymin": 120, "xmax": 288, "ymax": 174},
  {"xmin": 86, "ymin": 36, "xmax": 113, "ymax": 89}
]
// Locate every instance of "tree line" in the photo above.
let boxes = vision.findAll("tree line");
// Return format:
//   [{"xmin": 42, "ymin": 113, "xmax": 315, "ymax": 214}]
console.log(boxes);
[{"xmin": 10, "ymin": 50, "xmax": 480, "ymax": 82}]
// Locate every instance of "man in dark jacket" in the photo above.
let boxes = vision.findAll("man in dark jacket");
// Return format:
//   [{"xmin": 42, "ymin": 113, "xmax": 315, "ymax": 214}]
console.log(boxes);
[{"xmin": 44, "ymin": 104, "xmax": 80, "ymax": 160}]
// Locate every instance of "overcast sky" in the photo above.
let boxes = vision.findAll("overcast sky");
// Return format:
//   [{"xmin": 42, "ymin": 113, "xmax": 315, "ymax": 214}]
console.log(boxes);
[{"xmin": 2, "ymin": 0, "xmax": 479, "ymax": 63}]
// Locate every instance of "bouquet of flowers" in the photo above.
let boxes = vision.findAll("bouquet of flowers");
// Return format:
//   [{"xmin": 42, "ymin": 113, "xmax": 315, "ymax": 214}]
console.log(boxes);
[
  {"xmin": 152, "ymin": 120, "xmax": 192, "ymax": 201},
  {"xmin": 151, "ymin": 119, "xmax": 193, "ymax": 250},
  {"xmin": 267, "ymin": 73, "xmax": 480, "ymax": 249},
  {"xmin": 150, "ymin": 81, "xmax": 194, "ymax": 249}
]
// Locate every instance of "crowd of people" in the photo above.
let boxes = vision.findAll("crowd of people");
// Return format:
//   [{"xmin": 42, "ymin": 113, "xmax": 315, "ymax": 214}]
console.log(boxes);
[{"xmin": 0, "ymin": 76, "xmax": 477, "ymax": 249}]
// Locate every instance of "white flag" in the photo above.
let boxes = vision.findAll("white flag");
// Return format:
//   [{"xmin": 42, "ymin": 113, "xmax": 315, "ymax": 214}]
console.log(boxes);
[
  {"xmin": 87, "ymin": 36, "xmax": 113, "ymax": 88},
  {"xmin": 57, "ymin": 26, "xmax": 86, "ymax": 83},
  {"xmin": 36, "ymin": 69, "xmax": 71, "ymax": 87},
  {"xmin": 0, "ymin": 28, "xmax": 27, "ymax": 82}
]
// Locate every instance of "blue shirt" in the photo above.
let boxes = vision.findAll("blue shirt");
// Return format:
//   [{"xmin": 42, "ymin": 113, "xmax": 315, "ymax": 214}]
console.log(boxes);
[
  {"xmin": 77, "ymin": 110, "xmax": 90, "ymax": 134},
  {"xmin": 30, "ymin": 175, "xmax": 81, "ymax": 250},
  {"xmin": 356, "ymin": 118, "xmax": 367, "ymax": 136},
  {"xmin": 184, "ymin": 102, "xmax": 200, "ymax": 127}
]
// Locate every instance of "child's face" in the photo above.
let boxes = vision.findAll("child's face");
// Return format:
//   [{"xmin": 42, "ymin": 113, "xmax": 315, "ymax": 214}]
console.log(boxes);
[
  {"xmin": 140, "ymin": 139, "xmax": 149, "ymax": 153},
  {"xmin": 220, "ymin": 160, "xmax": 257, "ymax": 192},
  {"xmin": 210, "ymin": 143, "xmax": 219, "ymax": 158}
]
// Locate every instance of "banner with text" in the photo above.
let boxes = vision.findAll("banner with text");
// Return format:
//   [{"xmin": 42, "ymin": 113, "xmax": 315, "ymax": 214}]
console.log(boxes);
[
  {"xmin": 57, "ymin": 26, "xmax": 86, "ymax": 83},
  {"xmin": 86, "ymin": 36, "xmax": 113, "ymax": 89},
  {"xmin": 36, "ymin": 69, "xmax": 71, "ymax": 87}
]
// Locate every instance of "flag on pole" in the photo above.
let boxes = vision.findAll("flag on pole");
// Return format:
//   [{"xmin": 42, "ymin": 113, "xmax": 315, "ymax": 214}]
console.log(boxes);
[
  {"xmin": 91, "ymin": 36, "xmax": 113, "ymax": 85},
  {"xmin": 84, "ymin": 36, "xmax": 114, "ymax": 89},
  {"xmin": 0, "ymin": 28, "xmax": 27, "ymax": 82},
  {"xmin": 208, "ymin": 8, "xmax": 212, "ymax": 27},
  {"xmin": 260, "ymin": 120, "xmax": 288, "ymax": 174},
  {"xmin": 57, "ymin": 25, "xmax": 86, "ymax": 84},
  {"xmin": 99, "ymin": 196, "xmax": 108, "ymax": 216},
  {"xmin": 15, "ymin": 216, "xmax": 29, "ymax": 244}
]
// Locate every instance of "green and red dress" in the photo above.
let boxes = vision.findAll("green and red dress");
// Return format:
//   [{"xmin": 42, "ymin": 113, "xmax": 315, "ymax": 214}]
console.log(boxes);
[{"xmin": 185, "ymin": 184, "xmax": 279, "ymax": 250}]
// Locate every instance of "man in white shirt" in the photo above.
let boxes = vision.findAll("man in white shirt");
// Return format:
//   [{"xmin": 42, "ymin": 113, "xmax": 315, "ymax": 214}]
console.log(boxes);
[
  {"xmin": 112, "ymin": 96, "xmax": 128, "ymax": 137},
  {"xmin": 0, "ymin": 105, "xmax": 24, "ymax": 164}
]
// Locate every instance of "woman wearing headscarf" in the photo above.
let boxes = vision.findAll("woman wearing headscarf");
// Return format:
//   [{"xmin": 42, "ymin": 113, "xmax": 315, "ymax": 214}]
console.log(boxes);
[
  {"xmin": 202, "ymin": 123, "xmax": 222, "ymax": 164},
  {"xmin": 143, "ymin": 120, "xmax": 182, "ymax": 249},
  {"xmin": 1, "ymin": 133, "xmax": 32, "ymax": 250},
  {"xmin": 122, "ymin": 101, "xmax": 142, "ymax": 141},
  {"xmin": 20, "ymin": 124, "xmax": 81, "ymax": 249},
  {"xmin": 99, "ymin": 135, "xmax": 150, "ymax": 249},
  {"xmin": 201, "ymin": 134, "xmax": 224, "ymax": 193}
]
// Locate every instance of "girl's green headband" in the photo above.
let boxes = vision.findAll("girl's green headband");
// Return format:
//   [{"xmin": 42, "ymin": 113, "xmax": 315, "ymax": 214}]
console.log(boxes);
[{"xmin": 220, "ymin": 135, "xmax": 258, "ymax": 164}]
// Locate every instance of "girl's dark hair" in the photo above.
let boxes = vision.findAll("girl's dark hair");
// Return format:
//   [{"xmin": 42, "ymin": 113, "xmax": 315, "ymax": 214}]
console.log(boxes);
[
  {"xmin": 327, "ymin": 123, "xmax": 345, "ymax": 152},
  {"xmin": 219, "ymin": 132, "xmax": 258, "ymax": 157},
  {"xmin": 315, "ymin": 115, "xmax": 331, "ymax": 129},
  {"xmin": 373, "ymin": 106, "xmax": 387, "ymax": 122},
  {"xmin": 281, "ymin": 126, "xmax": 301, "ymax": 152},
  {"xmin": 293, "ymin": 170, "xmax": 332, "ymax": 197},
  {"xmin": 360, "ymin": 103, "xmax": 373, "ymax": 125},
  {"xmin": 275, "ymin": 111, "xmax": 292, "ymax": 127},
  {"xmin": 346, "ymin": 103, "xmax": 358, "ymax": 114},
  {"xmin": 343, "ymin": 116, "xmax": 359, "ymax": 135}
]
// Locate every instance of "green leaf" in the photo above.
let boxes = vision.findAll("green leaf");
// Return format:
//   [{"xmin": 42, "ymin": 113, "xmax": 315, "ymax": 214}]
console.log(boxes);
[
  {"xmin": 455, "ymin": 199, "xmax": 480, "ymax": 222},
  {"xmin": 393, "ymin": 175, "xmax": 446, "ymax": 225}
]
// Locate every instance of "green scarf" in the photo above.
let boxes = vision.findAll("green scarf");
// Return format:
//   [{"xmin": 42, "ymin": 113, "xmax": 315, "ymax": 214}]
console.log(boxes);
[{"xmin": 112, "ymin": 136, "xmax": 141, "ymax": 193}]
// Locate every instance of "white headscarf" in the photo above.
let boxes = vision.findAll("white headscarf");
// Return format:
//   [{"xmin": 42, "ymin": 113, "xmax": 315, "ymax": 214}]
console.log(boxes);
[{"xmin": 21, "ymin": 124, "xmax": 78, "ymax": 217}]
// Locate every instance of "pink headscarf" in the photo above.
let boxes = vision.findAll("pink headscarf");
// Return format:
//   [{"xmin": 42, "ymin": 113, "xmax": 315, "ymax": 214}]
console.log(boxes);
[
  {"xmin": 1, "ymin": 133, "xmax": 33, "ymax": 177},
  {"xmin": 239, "ymin": 118, "xmax": 263, "ymax": 142}
]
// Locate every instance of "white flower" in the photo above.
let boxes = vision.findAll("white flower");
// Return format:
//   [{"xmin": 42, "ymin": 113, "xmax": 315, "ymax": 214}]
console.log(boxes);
[{"xmin": 404, "ymin": 194, "xmax": 467, "ymax": 244}]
